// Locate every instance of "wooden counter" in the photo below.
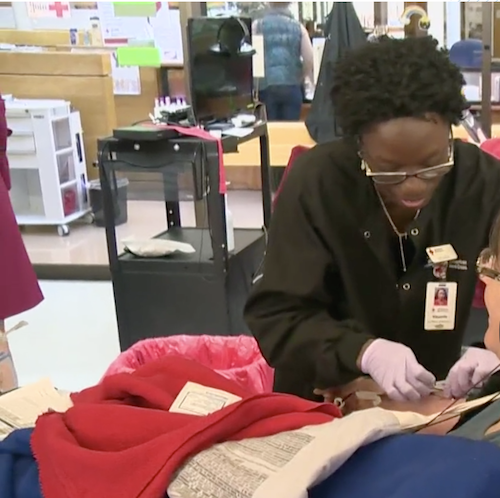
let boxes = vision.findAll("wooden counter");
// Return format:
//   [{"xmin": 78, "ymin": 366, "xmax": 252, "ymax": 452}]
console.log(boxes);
[
  {"xmin": 0, "ymin": 51, "xmax": 116, "ymax": 180},
  {"xmin": 223, "ymin": 122, "xmax": 500, "ymax": 189}
]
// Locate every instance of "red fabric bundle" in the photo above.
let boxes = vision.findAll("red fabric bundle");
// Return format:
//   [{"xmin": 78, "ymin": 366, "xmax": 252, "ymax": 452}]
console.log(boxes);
[{"xmin": 32, "ymin": 356, "xmax": 341, "ymax": 498}]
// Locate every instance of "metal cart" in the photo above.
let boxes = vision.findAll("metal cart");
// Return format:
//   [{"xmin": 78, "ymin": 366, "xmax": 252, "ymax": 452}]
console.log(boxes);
[{"xmin": 97, "ymin": 123, "xmax": 272, "ymax": 351}]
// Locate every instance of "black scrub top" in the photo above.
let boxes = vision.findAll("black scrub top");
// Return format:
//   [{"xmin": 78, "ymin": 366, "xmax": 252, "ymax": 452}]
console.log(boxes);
[{"xmin": 244, "ymin": 138, "xmax": 500, "ymax": 401}]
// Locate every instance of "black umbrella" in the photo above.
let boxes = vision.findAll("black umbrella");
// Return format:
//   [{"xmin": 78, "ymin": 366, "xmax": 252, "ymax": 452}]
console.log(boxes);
[{"xmin": 306, "ymin": 2, "xmax": 367, "ymax": 143}]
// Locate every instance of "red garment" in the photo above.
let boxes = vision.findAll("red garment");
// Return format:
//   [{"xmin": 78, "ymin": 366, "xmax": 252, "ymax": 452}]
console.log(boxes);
[
  {"xmin": 0, "ymin": 97, "xmax": 43, "ymax": 319},
  {"xmin": 273, "ymin": 145, "xmax": 310, "ymax": 211},
  {"xmin": 31, "ymin": 356, "xmax": 341, "ymax": 498}
]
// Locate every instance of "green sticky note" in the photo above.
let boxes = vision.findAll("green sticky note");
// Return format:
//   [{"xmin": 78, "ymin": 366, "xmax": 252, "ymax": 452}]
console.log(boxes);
[
  {"xmin": 113, "ymin": 2, "xmax": 157, "ymax": 17},
  {"xmin": 116, "ymin": 46, "xmax": 161, "ymax": 67}
]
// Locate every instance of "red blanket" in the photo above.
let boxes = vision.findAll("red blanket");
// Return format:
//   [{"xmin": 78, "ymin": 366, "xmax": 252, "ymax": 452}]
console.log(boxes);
[{"xmin": 32, "ymin": 356, "xmax": 341, "ymax": 498}]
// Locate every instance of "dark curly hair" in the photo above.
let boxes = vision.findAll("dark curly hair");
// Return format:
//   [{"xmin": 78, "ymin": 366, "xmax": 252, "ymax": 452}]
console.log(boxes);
[{"xmin": 331, "ymin": 36, "xmax": 467, "ymax": 137}]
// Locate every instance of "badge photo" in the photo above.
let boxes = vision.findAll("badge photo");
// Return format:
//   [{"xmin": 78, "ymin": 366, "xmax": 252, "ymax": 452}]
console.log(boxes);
[{"xmin": 424, "ymin": 282, "xmax": 458, "ymax": 331}]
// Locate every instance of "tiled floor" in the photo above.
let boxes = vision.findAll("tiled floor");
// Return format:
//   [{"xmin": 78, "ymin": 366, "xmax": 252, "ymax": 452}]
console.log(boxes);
[
  {"xmin": 6, "ymin": 280, "xmax": 120, "ymax": 392},
  {"xmin": 21, "ymin": 191, "xmax": 264, "ymax": 266}
]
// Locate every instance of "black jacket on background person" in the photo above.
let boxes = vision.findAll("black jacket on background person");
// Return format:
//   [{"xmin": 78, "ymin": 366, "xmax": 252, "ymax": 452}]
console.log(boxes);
[{"xmin": 244, "ymin": 139, "xmax": 500, "ymax": 401}]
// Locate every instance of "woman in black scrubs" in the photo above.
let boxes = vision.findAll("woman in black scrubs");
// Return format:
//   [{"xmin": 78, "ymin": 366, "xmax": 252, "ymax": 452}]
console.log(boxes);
[{"xmin": 245, "ymin": 36, "xmax": 500, "ymax": 402}]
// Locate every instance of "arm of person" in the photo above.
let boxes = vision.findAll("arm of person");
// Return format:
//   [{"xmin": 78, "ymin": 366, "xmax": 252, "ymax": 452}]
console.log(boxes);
[
  {"xmin": 300, "ymin": 24, "xmax": 314, "ymax": 82},
  {"xmin": 244, "ymin": 155, "xmax": 375, "ymax": 391},
  {"xmin": 252, "ymin": 19, "xmax": 260, "ymax": 36}
]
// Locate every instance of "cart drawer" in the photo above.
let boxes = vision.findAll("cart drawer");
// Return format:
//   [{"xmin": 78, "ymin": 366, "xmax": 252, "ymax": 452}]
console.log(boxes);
[
  {"xmin": 6, "ymin": 116, "xmax": 34, "ymax": 134},
  {"xmin": 7, "ymin": 134, "xmax": 36, "ymax": 154},
  {"xmin": 7, "ymin": 153, "xmax": 39, "ymax": 170}
]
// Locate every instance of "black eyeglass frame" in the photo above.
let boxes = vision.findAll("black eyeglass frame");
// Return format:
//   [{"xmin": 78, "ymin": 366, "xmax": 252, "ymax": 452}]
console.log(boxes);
[{"xmin": 360, "ymin": 136, "xmax": 455, "ymax": 186}]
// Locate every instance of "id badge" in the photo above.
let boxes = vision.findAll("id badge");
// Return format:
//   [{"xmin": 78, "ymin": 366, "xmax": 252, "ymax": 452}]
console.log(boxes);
[
  {"xmin": 426, "ymin": 244, "xmax": 458, "ymax": 264},
  {"xmin": 424, "ymin": 282, "xmax": 458, "ymax": 331}
]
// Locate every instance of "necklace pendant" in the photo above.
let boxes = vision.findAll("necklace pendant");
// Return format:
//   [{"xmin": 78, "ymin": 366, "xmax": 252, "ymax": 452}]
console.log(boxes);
[{"xmin": 398, "ymin": 235, "xmax": 407, "ymax": 273}]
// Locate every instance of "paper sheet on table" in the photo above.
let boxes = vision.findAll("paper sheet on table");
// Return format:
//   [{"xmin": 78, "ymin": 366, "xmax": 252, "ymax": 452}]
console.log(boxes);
[
  {"xmin": 0, "ymin": 378, "xmax": 72, "ymax": 437},
  {"xmin": 169, "ymin": 382, "xmax": 242, "ymax": 416},
  {"xmin": 222, "ymin": 127, "xmax": 254, "ymax": 138},
  {"xmin": 252, "ymin": 34, "xmax": 265, "ymax": 78},
  {"xmin": 312, "ymin": 37, "xmax": 326, "ymax": 84}
]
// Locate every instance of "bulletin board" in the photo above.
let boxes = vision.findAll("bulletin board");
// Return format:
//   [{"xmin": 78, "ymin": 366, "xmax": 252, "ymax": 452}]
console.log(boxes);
[
  {"xmin": 97, "ymin": 2, "xmax": 183, "ymax": 64},
  {"xmin": 25, "ymin": 1, "xmax": 183, "ymax": 64}
]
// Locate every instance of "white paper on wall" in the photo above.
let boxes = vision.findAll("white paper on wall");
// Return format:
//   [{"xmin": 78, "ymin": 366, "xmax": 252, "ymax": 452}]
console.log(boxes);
[{"xmin": 252, "ymin": 34, "xmax": 265, "ymax": 79}]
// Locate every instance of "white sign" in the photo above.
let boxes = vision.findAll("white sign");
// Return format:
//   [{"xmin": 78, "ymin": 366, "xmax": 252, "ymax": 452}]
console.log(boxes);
[{"xmin": 27, "ymin": 2, "xmax": 70, "ymax": 19}]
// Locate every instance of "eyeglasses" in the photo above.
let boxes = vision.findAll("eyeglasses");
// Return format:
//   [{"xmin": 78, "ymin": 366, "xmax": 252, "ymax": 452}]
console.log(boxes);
[
  {"xmin": 477, "ymin": 249, "xmax": 500, "ymax": 281},
  {"xmin": 361, "ymin": 142, "xmax": 454, "ymax": 186}
]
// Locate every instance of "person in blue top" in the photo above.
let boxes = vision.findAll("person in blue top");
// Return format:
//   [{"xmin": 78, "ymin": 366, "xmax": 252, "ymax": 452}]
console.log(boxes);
[{"xmin": 253, "ymin": 2, "xmax": 314, "ymax": 120}]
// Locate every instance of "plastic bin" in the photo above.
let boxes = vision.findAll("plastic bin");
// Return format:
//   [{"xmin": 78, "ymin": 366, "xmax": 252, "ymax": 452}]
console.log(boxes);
[
  {"xmin": 102, "ymin": 335, "xmax": 274, "ymax": 395},
  {"xmin": 88, "ymin": 178, "xmax": 129, "ymax": 227}
]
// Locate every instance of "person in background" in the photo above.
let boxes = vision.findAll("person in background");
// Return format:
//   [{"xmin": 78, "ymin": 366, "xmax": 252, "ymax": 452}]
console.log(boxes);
[
  {"xmin": 434, "ymin": 288, "xmax": 448, "ymax": 306},
  {"xmin": 305, "ymin": 20, "xmax": 320, "ymax": 40},
  {"xmin": 245, "ymin": 36, "xmax": 500, "ymax": 403},
  {"xmin": 253, "ymin": 2, "xmax": 314, "ymax": 121},
  {"xmin": 0, "ymin": 95, "xmax": 43, "ymax": 392}
]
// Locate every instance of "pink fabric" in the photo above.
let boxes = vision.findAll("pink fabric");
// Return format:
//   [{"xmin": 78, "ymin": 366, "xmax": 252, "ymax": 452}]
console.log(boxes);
[
  {"xmin": 273, "ymin": 145, "xmax": 310, "ymax": 211},
  {"xmin": 0, "ymin": 97, "xmax": 43, "ymax": 319},
  {"xmin": 480, "ymin": 138, "xmax": 500, "ymax": 159},
  {"xmin": 103, "ymin": 335, "xmax": 274, "ymax": 395}
]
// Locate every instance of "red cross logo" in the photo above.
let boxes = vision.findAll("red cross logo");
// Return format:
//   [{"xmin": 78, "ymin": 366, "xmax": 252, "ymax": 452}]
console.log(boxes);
[{"xmin": 48, "ymin": 2, "xmax": 69, "ymax": 18}]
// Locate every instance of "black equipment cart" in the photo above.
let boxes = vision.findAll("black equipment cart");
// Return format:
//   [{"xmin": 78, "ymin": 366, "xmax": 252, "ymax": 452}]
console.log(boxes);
[{"xmin": 97, "ymin": 123, "xmax": 272, "ymax": 351}]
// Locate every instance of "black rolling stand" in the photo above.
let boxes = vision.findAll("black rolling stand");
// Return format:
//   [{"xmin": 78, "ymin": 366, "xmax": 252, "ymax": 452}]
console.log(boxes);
[{"xmin": 97, "ymin": 123, "xmax": 272, "ymax": 351}]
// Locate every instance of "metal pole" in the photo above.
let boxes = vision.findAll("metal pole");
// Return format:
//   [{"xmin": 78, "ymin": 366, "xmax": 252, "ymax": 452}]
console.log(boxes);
[
  {"xmin": 481, "ymin": 2, "xmax": 493, "ymax": 138},
  {"xmin": 374, "ymin": 2, "xmax": 388, "ymax": 27},
  {"xmin": 312, "ymin": 1, "xmax": 318, "ymax": 23},
  {"xmin": 298, "ymin": 2, "xmax": 304, "ymax": 23},
  {"xmin": 179, "ymin": 2, "xmax": 208, "ymax": 227}
]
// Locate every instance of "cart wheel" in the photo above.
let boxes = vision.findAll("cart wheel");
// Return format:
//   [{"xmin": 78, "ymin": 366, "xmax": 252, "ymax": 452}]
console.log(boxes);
[
  {"xmin": 83, "ymin": 212, "xmax": 95, "ymax": 224},
  {"xmin": 57, "ymin": 225, "xmax": 70, "ymax": 237}
]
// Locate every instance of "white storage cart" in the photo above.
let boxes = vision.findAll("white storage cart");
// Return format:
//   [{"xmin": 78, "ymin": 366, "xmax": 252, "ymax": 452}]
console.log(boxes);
[{"xmin": 5, "ymin": 98, "xmax": 91, "ymax": 236}]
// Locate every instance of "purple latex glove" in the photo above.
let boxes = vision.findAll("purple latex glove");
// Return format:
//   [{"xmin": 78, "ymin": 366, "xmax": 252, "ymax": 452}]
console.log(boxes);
[
  {"xmin": 360, "ymin": 338, "xmax": 436, "ymax": 401},
  {"xmin": 444, "ymin": 347, "xmax": 500, "ymax": 399}
]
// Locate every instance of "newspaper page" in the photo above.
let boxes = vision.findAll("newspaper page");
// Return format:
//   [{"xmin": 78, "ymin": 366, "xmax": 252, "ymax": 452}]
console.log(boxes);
[
  {"xmin": 168, "ymin": 407, "xmax": 403, "ymax": 498},
  {"xmin": 0, "ymin": 378, "xmax": 73, "ymax": 438}
]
